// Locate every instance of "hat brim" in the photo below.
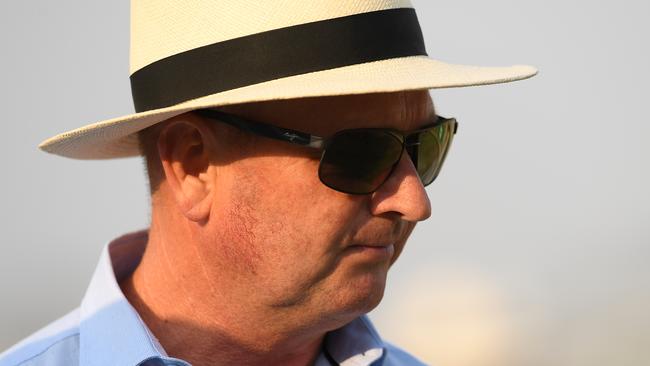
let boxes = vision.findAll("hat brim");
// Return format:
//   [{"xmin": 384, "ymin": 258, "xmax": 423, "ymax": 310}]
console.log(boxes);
[{"xmin": 39, "ymin": 55, "xmax": 537, "ymax": 159}]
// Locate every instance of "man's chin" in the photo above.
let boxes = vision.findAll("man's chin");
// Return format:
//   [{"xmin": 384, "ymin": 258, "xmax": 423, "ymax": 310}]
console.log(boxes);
[
  {"xmin": 314, "ymin": 252, "xmax": 392, "ymax": 321},
  {"xmin": 335, "ymin": 270, "xmax": 389, "ymax": 315}
]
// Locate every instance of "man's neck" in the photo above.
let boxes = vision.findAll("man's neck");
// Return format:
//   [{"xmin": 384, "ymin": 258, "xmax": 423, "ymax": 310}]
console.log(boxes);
[{"xmin": 119, "ymin": 220, "xmax": 326, "ymax": 366}]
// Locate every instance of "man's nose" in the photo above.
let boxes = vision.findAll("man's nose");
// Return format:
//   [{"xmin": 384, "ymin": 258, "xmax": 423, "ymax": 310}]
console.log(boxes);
[{"xmin": 369, "ymin": 151, "xmax": 432, "ymax": 222}]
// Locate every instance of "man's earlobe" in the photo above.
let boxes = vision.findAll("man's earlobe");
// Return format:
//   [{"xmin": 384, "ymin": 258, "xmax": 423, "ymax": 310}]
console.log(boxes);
[{"xmin": 157, "ymin": 117, "xmax": 217, "ymax": 223}]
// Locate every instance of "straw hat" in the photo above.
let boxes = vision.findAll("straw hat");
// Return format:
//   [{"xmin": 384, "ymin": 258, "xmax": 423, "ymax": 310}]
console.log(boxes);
[{"xmin": 38, "ymin": 0, "xmax": 538, "ymax": 159}]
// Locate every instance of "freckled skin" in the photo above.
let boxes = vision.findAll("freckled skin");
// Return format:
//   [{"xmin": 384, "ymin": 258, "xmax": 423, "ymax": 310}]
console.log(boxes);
[{"xmin": 121, "ymin": 90, "xmax": 435, "ymax": 366}]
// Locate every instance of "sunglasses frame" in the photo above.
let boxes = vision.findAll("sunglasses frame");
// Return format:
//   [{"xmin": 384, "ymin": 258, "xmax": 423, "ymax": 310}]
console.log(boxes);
[{"xmin": 195, "ymin": 108, "xmax": 458, "ymax": 194}]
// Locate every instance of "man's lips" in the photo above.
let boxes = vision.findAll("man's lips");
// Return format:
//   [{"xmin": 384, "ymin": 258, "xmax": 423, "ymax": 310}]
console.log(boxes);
[
  {"xmin": 345, "ymin": 243, "xmax": 395, "ymax": 260},
  {"xmin": 349, "ymin": 243, "xmax": 393, "ymax": 248}
]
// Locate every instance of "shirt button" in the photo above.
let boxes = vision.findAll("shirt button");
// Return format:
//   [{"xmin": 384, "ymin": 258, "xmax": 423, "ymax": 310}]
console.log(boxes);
[
  {"xmin": 139, "ymin": 359, "xmax": 166, "ymax": 366},
  {"xmin": 139, "ymin": 358, "xmax": 187, "ymax": 366}
]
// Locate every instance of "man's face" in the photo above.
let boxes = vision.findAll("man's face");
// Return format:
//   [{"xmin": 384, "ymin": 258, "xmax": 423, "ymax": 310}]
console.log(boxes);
[{"xmin": 196, "ymin": 90, "xmax": 434, "ymax": 326}]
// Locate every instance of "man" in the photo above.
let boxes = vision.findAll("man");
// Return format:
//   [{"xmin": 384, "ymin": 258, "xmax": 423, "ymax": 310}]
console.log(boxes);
[{"xmin": 0, "ymin": 1, "xmax": 536, "ymax": 365}]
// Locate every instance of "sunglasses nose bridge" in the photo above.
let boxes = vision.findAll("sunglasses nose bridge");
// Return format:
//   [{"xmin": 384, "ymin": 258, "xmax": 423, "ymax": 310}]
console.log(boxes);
[
  {"xmin": 403, "ymin": 134, "xmax": 420, "ymax": 166},
  {"xmin": 378, "ymin": 134, "xmax": 429, "ymax": 190}
]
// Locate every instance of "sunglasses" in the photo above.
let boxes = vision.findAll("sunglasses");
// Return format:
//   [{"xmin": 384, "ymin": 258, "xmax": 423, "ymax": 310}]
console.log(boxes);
[{"xmin": 195, "ymin": 108, "xmax": 458, "ymax": 195}]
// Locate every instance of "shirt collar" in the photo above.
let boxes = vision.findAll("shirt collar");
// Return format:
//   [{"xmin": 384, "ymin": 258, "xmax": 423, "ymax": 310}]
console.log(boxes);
[
  {"xmin": 79, "ymin": 229, "xmax": 385, "ymax": 366},
  {"xmin": 79, "ymin": 230, "xmax": 188, "ymax": 366},
  {"xmin": 324, "ymin": 316, "xmax": 385, "ymax": 366}
]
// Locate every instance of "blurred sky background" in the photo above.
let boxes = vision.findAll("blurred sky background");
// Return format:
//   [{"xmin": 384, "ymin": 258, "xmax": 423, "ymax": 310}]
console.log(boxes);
[{"xmin": 1, "ymin": 1, "xmax": 648, "ymax": 365}]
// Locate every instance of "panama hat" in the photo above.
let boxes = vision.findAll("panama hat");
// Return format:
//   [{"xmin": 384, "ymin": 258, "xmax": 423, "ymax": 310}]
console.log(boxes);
[{"xmin": 38, "ymin": 0, "xmax": 538, "ymax": 159}]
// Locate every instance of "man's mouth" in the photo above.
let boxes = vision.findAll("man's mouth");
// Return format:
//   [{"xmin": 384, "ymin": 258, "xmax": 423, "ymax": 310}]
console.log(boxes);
[{"xmin": 345, "ymin": 243, "xmax": 395, "ymax": 260}]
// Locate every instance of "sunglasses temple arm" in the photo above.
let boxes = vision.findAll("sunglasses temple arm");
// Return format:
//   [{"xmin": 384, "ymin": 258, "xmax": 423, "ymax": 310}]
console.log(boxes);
[{"xmin": 197, "ymin": 109, "xmax": 325, "ymax": 148}]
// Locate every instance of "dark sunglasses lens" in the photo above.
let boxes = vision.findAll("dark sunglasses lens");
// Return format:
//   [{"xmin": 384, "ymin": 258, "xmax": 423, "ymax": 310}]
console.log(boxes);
[
  {"xmin": 319, "ymin": 130, "xmax": 403, "ymax": 194},
  {"xmin": 413, "ymin": 119, "xmax": 456, "ymax": 185}
]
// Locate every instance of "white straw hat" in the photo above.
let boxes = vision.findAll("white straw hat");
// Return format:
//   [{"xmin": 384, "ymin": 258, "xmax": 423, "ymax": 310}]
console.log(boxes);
[{"xmin": 39, "ymin": 0, "xmax": 538, "ymax": 159}]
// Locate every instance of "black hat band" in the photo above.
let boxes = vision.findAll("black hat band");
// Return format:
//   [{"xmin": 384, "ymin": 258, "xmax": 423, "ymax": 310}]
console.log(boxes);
[{"xmin": 130, "ymin": 7, "xmax": 428, "ymax": 113}]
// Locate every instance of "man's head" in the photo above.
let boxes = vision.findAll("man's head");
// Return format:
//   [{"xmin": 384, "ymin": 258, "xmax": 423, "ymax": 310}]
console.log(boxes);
[{"xmin": 136, "ymin": 89, "xmax": 434, "ymax": 329}]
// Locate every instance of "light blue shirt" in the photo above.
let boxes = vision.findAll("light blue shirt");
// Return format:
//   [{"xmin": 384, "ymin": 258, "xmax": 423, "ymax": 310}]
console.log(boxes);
[{"xmin": 0, "ymin": 230, "xmax": 427, "ymax": 366}]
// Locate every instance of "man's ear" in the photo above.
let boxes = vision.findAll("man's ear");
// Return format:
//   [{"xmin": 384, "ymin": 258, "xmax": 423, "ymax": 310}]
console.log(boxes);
[{"xmin": 157, "ymin": 113, "xmax": 218, "ymax": 223}]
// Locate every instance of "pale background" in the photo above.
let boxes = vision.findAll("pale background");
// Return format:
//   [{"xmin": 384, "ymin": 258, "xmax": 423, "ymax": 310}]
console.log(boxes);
[{"xmin": 1, "ymin": 1, "xmax": 648, "ymax": 366}]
